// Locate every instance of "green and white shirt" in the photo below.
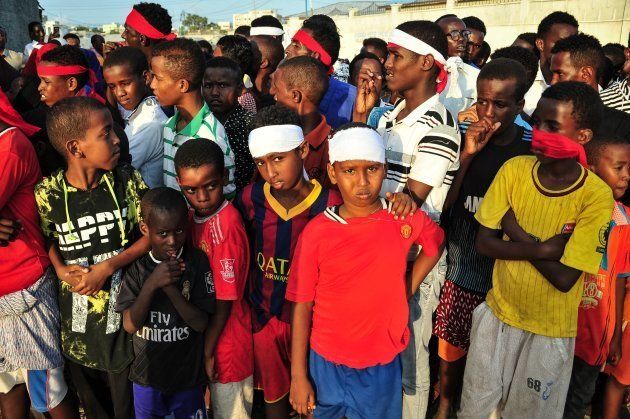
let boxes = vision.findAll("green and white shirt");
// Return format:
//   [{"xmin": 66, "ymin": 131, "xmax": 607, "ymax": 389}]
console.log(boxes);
[{"xmin": 163, "ymin": 103, "xmax": 235, "ymax": 198}]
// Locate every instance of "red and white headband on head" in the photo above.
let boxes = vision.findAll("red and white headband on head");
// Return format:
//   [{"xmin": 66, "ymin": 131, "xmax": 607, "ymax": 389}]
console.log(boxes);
[
  {"xmin": 387, "ymin": 28, "xmax": 448, "ymax": 93},
  {"xmin": 250, "ymin": 26, "xmax": 284, "ymax": 37},
  {"xmin": 36, "ymin": 64, "xmax": 105, "ymax": 104},
  {"xmin": 292, "ymin": 29, "xmax": 334, "ymax": 74},
  {"xmin": 125, "ymin": 8, "xmax": 176, "ymax": 41}
]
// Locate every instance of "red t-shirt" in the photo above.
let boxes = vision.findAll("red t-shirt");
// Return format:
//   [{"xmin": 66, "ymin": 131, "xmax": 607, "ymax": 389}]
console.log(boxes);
[
  {"xmin": 575, "ymin": 203, "xmax": 630, "ymax": 366},
  {"xmin": 303, "ymin": 115, "xmax": 332, "ymax": 186},
  {"xmin": 191, "ymin": 201, "xmax": 253, "ymax": 383},
  {"xmin": 0, "ymin": 127, "xmax": 50, "ymax": 296},
  {"xmin": 286, "ymin": 199, "xmax": 445, "ymax": 368}
]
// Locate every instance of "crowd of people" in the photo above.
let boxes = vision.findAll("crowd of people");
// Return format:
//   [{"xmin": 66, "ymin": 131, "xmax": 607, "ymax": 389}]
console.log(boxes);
[{"xmin": 0, "ymin": 3, "xmax": 629, "ymax": 419}]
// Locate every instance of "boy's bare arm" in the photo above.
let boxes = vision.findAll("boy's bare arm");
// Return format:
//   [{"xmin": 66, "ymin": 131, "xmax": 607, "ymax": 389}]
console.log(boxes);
[
  {"xmin": 162, "ymin": 285, "xmax": 209, "ymax": 333},
  {"xmin": 609, "ymin": 276, "xmax": 626, "ymax": 365},
  {"xmin": 405, "ymin": 179, "xmax": 433, "ymax": 208},
  {"xmin": 47, "ymin": 241, "xmax": 87, "ymax": 287},
  {"xmin": 408, "ymin": 241, "xmax": 445, "ymax": 299},
  {"xmin": 203, "ymin": 300, "xmax": 232, "ymax": 379},
  {"xmin": 290, "ymin": 301, "xmax": 316, "ymax": 416}
]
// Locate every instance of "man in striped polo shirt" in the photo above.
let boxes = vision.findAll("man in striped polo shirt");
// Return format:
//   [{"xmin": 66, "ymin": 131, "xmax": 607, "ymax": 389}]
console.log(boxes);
[
  {"xmin": 149, "ymin": 38, "xmax": 236, "ymax": 198},
  {"xmin": 600, "ymin": 35, "xmax": 630, "ymax": 114}
]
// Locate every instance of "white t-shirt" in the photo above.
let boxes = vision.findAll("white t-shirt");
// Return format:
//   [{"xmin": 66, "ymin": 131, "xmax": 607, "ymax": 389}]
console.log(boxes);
[
  {"xmin": 377, "ymin": 95, "xmax": 461, "ymax": 222},
  {"xmin": 439, "ymin": 56, "xmax": 480, "ymax": 120},
  {"xmin": 119, "ymin": 96, "xmax": 167, "ymax": 188},
  {"xmin": 523, "ymin": 64, "xmax": 549, "ymax": 116},
  {"xmin": 23, "ymin": 41, "xmax": 42, "ymax": 58}
]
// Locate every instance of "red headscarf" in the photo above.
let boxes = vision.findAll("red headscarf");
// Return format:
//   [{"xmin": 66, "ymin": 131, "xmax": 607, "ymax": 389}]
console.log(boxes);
[
  {"xmin": 531, "ymin": 128, "xmax": 588, "ymax": 167},
  {"xmin": 36, "ymin": 63, "xmax": 105, "ymax": 104},
  {"xmin": 125, "ymin": 8, "xmax": 176, "ymax": 40},
  {"xmin": 0, "ymin": 89, "xmax": 40, "ymax": 137},
  {"xmin": 292, "ymin": 29, "xmax": 334, "ymax": 75}
]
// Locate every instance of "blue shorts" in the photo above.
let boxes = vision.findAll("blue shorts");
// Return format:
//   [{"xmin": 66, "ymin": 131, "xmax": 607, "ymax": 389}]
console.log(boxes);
[
  {"xmin": 133, "ymin": 383, "xmax": 206, "ymax": 419},
  {"xmin": 309, "ymin": 350, "xmax": 402, "ymax": 419}
]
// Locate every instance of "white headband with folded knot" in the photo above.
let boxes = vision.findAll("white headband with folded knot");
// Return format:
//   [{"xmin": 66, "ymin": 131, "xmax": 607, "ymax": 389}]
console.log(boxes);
[
  {"xmin": 388, "ymin": 29, "xmax": 447, "ymax": 65},
  {"xmin": 250, "ymin": 26, "xmax": 285, "ymax": 36},
  {"xmin": 329, "ymin": 127, "xmax": 385, "ymax": 164},
  {"xmin": 248, "ymin": 124, "xmax": 305, "ymax": 158}
]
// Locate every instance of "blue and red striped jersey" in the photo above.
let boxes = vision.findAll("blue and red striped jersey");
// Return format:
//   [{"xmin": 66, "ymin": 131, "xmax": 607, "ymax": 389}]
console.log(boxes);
[{"xmin": 236, "ymin": 179, "xmax": 342, "ymax": 331}]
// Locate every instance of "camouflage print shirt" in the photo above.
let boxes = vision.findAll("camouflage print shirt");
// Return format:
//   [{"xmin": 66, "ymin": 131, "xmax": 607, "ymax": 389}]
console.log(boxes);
[{"xmin": 35, "ymin": 164, "xmax": 147, "ymax": 372}]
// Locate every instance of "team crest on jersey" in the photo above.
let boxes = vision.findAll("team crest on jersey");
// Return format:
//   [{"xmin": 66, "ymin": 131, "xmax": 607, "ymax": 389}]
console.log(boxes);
[
  {"xmin": 401, "ymin": 224, "xmax": 412, "ymax": 239},
  {"xmin": 205, "ymin": 271, "xmax": 215, "ymax": 294},
  {"xmin": 597, "ymin": 223, "xmax": 609, "ymax": 253},
  {"xmin": 220, "ymin": 259, "xmax": 236, "ymax": 283},
  {"xmin": 182, "ymin": 280, "xmax": 191, "ymax": 301}
]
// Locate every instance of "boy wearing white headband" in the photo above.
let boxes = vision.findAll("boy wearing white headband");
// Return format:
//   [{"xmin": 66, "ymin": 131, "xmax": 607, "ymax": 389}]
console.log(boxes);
[
  {"xmin": 355, "ymin": 20, "xmax": 460, "ymax": 419},
  {"xmin": 287, "ymin": 123, "xmax": 445, "ymax": 419}
]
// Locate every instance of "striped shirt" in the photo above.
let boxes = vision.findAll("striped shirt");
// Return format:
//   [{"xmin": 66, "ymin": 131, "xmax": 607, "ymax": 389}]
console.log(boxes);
[
  {"xmin": 600, "ymin": 78, "xmax": 630, "ymax": 114},
  {"xmin": 377, "ymin": 95, "xmax": 460, "ymax": 222},
  {"xmin": 235, "ymin": 180, "xmax": 342, "ymax": 332},
  {"xmin": 476, "ymin": 156, "xmax": 614, "ymax": 337},
  {"xmin": 163, "ymin": 103, "xmax": 235, "ymax": 198}
]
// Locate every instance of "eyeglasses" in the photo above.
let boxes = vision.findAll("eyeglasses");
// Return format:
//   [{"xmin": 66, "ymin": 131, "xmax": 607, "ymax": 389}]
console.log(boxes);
[{"xmin": 446, "ymin": 29, "xmax": 471, "ymax": 41}]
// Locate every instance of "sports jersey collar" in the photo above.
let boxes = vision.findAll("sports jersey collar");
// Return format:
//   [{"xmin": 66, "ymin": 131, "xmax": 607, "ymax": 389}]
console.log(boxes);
[
  {"xmin": 304, "ymin": 114, "xmax": 331, "ymax": 149},
  {"xmin": 166, "ymin": 102, "xmax": 210, "ymax": 137},
  {"xmin": 324, "ymin": 197, "xmax": 388, "ymax": 224},
  {"xmin": 532, "ymin": 160, "xmax": 588, "ymax": 197},
  {"xmin": 386, "ymin": 94, "xmax": 440, "ymax": 127},
  {"xmin": 149, "ymin": 247, "xmax": 183, "ymax": 264},
  {"xmin": 263, "ymin": 179, "xmax": 322, "ymax": 221},
  {"xmin": 193, "ymin": 199, "xmax": 229, "ymax": 223}
]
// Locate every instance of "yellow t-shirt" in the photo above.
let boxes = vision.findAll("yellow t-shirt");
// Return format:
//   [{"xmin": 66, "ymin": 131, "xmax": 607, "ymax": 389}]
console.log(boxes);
[{"xmin": 475, "ymin": 156, "xmax": 613, "ymax": 337}]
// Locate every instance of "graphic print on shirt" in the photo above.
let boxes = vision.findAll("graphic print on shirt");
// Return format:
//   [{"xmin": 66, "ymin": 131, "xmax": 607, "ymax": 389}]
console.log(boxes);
[
  {"xmin": 55, "ymin": 208, "xmax": 128, "ymax": 251},
  {"xmin": 136, "ymin": 310, "xmax": 191, "ymax": 343}
]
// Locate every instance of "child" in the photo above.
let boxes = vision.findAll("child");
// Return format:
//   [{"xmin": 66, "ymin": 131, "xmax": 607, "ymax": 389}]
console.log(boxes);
[
  {"xmin": 270, "ymin": 56, "xmax": 332, "ymax": 185},
  {"xmin": 121, "ymin": 2, "xmax": 175, "ymax": 61},
  {"xmin": 214, "ymin": 35, "xmax": 258, "ymax": 114},
  {"xmin": 150, "ymin": 38, "xmax": 236, "ymax": 198},
  {"xmin": 202, "ymin": 57, "xmax": 255, "ymax": 192},
  {"xmin": 35, "ymin": 96, "xmax": 150, "ymax": 418},
  {"xmin": 0, "ymin": 91, "xmax": 78, "ymax": 418},
  {"xmin": 174, "ymin": 139, "xmax": 253, "ymax": 418},
  {"xmin": 235, "ymin": 104, "xmax": 342, "ymax": 418},
  {"xmin": 104, "ymin": 46, "xmax": 167, "ymax": 188},
  {"xmin": 287, "ymin": 123, "xmax": 445, "ymax": 418},
  {"xmin": 458, "ymin": 81, "xmax": 614, "ymax": 418},
  {"xmin": 116, "ymin": 187, "xmax": 215, "ymax": 419},
  {"xmin": 564, "ymin": 137, "xmax": 630, "ymax": 418},
  {"xmin": 432, "ymin": 58, "xmax": 532, "ymax": 419}
]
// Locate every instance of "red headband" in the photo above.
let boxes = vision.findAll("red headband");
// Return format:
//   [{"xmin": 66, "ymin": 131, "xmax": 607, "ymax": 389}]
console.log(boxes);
[
  {"xmin": 292, "ymin": 29, "xmax": 333, "ymax": 72},
  {"xmin": 125, "ymin": 8, "xmax": 176, "ymax": 41},
  {"xmin": 531, "ymin": 128, "xmax": 587, "ymax": 167},
  {"xmin": 36, "ymin": 64, "xmax": 104, "ymax": 104},
  {"xmin": 0, "ymin": 89, "xmax": 40, "ymax": 137},
  {"xmin": 386, "ymin": 42, "xmax": 448, "ymax": 94}
]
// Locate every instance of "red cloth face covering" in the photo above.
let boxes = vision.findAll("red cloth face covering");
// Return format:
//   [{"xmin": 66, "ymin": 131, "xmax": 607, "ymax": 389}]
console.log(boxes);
[
  {"xmin": 0, "ymin": 89, "xmax": 40, "ymax": 137},
  {"xmin": 36, "ymin": 64, "xmax": 105, "ymax": 104},
  {"xmin": 386, "ymin": 42, "xmax": 448, "ymax": 94},
  {"xmin": 125, "ymin": 8, "xmax": 176, "ymax": 40},
  {"xmin": 292, "ymin": 30, "xmax": 334, "ymax": 75},
  {"xmin": 531, "ymin": 128, "xmax": 588, "ymax": 167}
]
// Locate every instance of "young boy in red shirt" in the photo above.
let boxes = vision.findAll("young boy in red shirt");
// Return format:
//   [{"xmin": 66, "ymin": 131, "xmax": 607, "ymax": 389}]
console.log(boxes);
[
  {"xmin": 287, "ymin": 123, "xmax": 445, "ymax": 418},
  {"xmin": 174, "ymin": 138, "xmax": 253, "ymax": 418}
]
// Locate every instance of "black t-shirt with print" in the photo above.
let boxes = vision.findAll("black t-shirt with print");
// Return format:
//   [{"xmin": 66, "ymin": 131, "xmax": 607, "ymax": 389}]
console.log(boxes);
[{"xmin": 116, "ymin": 247, "xmax": 216, "ymax": 393}]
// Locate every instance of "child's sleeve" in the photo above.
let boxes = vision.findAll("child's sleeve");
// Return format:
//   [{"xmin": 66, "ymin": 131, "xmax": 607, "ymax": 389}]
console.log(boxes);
[
  {"xmin": 210, "ymin": 219, "xmax": 249, "ymax": 302},
  {"xmin": 412, "ymin": 212, "xmax": 445, "ymax": 257},
  {"xmin": 115, "ymin": 262, "xmax": 143, "ymax": 313},
  {"xmin": 34, "ymin": 179, "xmax": 58, "ymax": 240},
  {"xmin": 0, "ymin": 150, "xmax": 23, "ymax": 210},
  {"xmin": 561, "ymin": 186, "xmax": 614, "ymax": 275},
  {"xmin": 190, "ymin": 251, "xmax": 216, "ymax": 314},
  {"xmin": 408, "ymin": 123, "xmax": 460, "ymax": 188},
  {"xmin": 286, "ymin": 225, "xmax": 320, "ymax": 303},
  {"xmin": 126, "ymin": 167, "xmax": 149, "ymax": 229},
  {"xmin": 474, "ymin": 159, "xmax": 515, "ymax": 230}
]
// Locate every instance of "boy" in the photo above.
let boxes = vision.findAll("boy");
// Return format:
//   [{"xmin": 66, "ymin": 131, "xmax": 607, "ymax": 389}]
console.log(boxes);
[
  {"xmin": 235, "ymin": 104, "xmax": 341, "ymax": 418},
  {"xmin": 121, "ymin": 2, "xmax": 175, "ymax": 61},
  {"xmin": 104, "ymin": 46, "xmax": 167, "ymax": 188},
  {"xmin": 287, "ymin": 123, "xmax": 445, "ymax": 418},
  {"xmin": 270, "ymin": 56, "xmax": 332, "ymax": 185},
  {"xmin": 116, "ymin": 187, "xmax": 215, "ymax": 419},
  {"xmin": 150, "ymin": 38, "xmax": 236, "ymax": 198},
  {"xmin": 0, "ymin": 91, "xmax": 78, "ymax": 418},
  {"xmin": 175, "ymin": 139, "xmax": 253, "ymax": 418},
  {"xmin": 458, "ymin": 81, "xmax": 614, "ymax": 418},
  {"xmin": 564, "ymin": 137, "xmax": 630, "ymax": 419},
  {"xmin": 433, "ymin": 58, "xmax": 533, "ymax": 419},
  {"xmin": 202, "ymin": 57, "xmax": 255, "ymax": 192},
  {"xmin": 213, "ymin": 35, "xmax": 258, "ymax": 114},
  {"xmin": 35, "ymin": 96, "xmax": 150, "ymax": 418},
  {"xmin": 285, "ymin": 15, "xmax": 357, "ymax": 129},
  {"xmin": 355, "ymin": 20, "xmax": 459, "ymax": 419}
]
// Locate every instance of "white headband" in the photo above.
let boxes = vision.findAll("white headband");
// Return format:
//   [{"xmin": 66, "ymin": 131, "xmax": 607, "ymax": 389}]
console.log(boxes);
[
  {"xmin": 388, "ymin": 29, "xmax": 447, "ymax": 65},
  {"xmin": 250, "ymin": 26, "xmax": 285, "ymax": 36},
  {"xmin": 329, "ymin": 127, "xmax": 385, "ymax": 164},
  {"xmin": 248, "ymin": 124, "xmax": 304, "ymax": 158}
]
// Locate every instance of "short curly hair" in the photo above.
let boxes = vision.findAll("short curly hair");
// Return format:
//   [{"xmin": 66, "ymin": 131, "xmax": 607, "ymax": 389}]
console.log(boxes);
[
  {"xmin": 250, "ymin": 104, "xmax": 300, "ymax": 130},
  {"xmin": 551, "ymin": 33, "xmax": 604, "ymax": 80},
  {"xmin": 491, "ymin": 46, "xmax": 539, "ymax": 90},
  {"xmin": 462, "ymin": 16, "xmax": 486, "ymax": 35},
  {"xmin": 478, "ymin": 58, "xmax": 529, "ymax": 102},
  {"xmin": 216, "ymin": 35, "xmax": 253, "ymax": 76},
  {"xmin": 302, "ymin": 15, "xmax": 341, "ymax": 64},
  {"xmin": 174, "ymin": 138, "xmax": 225, "ymax": 174},
  {"xmin": 540, "ymin": 81, "xmax": 603, "ymax": 131},
  {"xmin": 277, "ymin": 56, "xmax": 329, "ymax": 105},
  {"xmin": 132, "ymin": 2, "xmax": 172, "ymax": 36},
  {"xmin": 40, "ymin": 45, "xmax": 89, "ymax": 89},
  {"xmin": 152, "ymin": 38, "xmax": 205, "ymax": 89},
  {"xmin": 103, "ymin": 46, "xmax": 149, "ymax": 76},
  {"xmin": 585, "ymin": 136, "xmax": 630, "ymax": 166},
  {"xmin": 140, "ymin": 187, "xmax": 188, "ymax": 225},
  {"xmin": 537, "ymin": 11, "xmax": 578, "ymax": 39}
]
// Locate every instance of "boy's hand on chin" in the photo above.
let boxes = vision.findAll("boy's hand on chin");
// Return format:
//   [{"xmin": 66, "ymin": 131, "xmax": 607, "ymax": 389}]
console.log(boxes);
[{"xmin": 71, "ymin": 260, "xmax": 114, "ymax": 295}]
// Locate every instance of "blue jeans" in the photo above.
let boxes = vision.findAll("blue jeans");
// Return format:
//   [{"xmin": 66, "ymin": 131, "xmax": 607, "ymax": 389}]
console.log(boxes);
[{"xmin": 401, "ymin": 250, "xmax": 447, "ymax": 419}]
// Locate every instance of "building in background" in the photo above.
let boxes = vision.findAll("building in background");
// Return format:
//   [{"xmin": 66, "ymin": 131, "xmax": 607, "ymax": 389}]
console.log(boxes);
[
  {"xmin": 218, "ymin": 21, "xmax": 232, "ymax": 32},
  {"xmin": 0, "ymin": 0, "xmax": 42, "ymax": 51},
  {"xmin": 102, "ymin": 22, "xmax": 123, "ymax": 34},
  {"xmin": 233, "ymin": 9, "xmax": 277, "ymax": 28},
  {"xmin": 44, "ymin": 20, "xmax": 69, "ymax": 37}
]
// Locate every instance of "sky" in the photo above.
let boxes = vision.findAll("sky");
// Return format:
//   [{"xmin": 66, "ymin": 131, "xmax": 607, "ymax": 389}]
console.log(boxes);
[{"xmin": 39, "ymin": 0, "xmax": 350, "ymax": 27}]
